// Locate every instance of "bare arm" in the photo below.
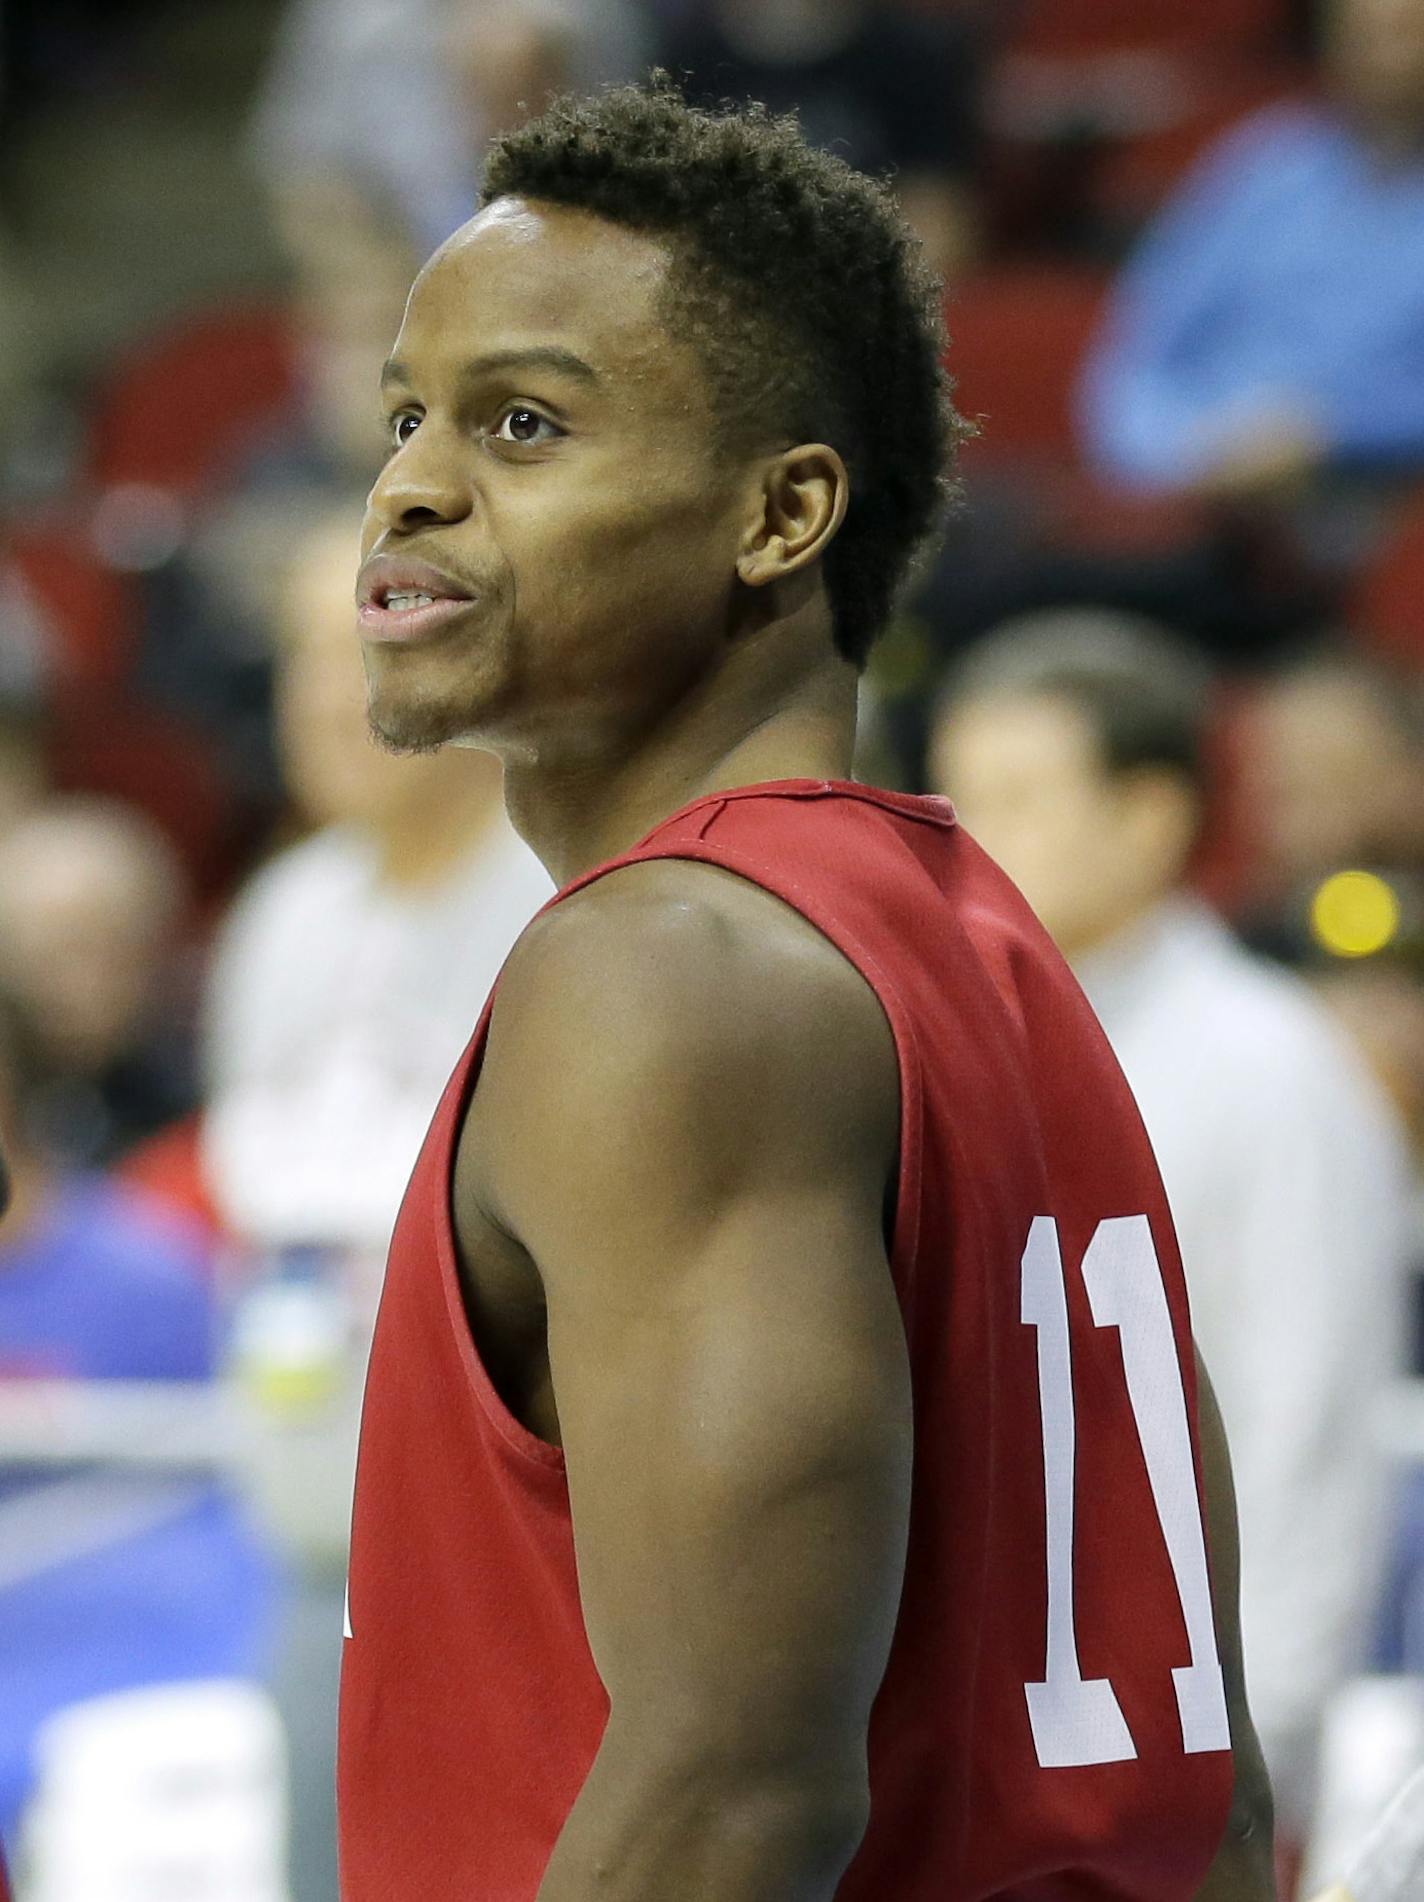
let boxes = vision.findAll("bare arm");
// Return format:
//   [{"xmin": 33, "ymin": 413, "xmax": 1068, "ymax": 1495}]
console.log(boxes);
[
  {"xmin": 1193, "ymin": 1354, "xmax": 1276, "ymax": 1902},
  {"xmin": 467, "ymin": 862, "xmax": 912, "ymax": 1902}
]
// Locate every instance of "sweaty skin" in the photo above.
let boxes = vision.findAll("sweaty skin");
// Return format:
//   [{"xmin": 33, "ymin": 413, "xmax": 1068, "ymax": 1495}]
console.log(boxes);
[{"xmin": 358, "ymin": 196, "xmax": 1273, "ymax": 1899}]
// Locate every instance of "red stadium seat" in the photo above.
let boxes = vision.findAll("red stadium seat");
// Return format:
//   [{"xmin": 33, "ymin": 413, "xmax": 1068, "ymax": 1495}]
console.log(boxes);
[
  {"xmin": 947, "ymin": 266, "xmax": 1109, "ymax": 466},
  {"xmin": 49, "ymin": 698, "xmax": 235, "ymax": 901},
  {"xmin": 1093, "ymin": 71, "xmax": 1300, "ymax": 224},
  {"xmin": 86, "ymin": 304, "xmax": 297, "ymax": 499},
  {"xmin": 1349, "ymin": 485, "xmax": 1424, "ymax": 668},
  {"xmin": 946, "ymin": 269, "xmax": 1211, "ymax": 564},
  {"xmin": 986, "ymin": 0, "xmax": 1298, "ymax": 242},
  {"xmin": 6, "ymin": 517, "xmax": 139, "ymax": 694},
  {"xmin": 1007, "ymin": 0, "xmax": 1286, "ymax": 59}
]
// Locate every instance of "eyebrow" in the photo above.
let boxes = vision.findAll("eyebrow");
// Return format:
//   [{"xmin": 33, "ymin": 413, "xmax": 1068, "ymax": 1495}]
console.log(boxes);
[{"xmin": 379, "ymin": 346, "xmax": 601, "ymax": 391}]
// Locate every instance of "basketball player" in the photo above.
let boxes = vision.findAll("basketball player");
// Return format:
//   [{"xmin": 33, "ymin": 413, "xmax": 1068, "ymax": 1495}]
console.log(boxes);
[{"xmin": 338, "ymin": 84, "xmax": 1274, "ymax": 1900}]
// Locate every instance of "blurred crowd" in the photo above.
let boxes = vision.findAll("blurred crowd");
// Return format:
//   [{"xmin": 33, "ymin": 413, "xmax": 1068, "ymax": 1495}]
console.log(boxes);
[{"xmin": 1, "ymin": 0, "xmax": 1423, "ymax": 1897}]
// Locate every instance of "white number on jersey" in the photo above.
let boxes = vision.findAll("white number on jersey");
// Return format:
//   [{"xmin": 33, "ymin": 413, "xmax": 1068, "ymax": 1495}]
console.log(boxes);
[{"xmin": 1021, "ymin": 1214, "xmax": 1230, "ymax": 1769}]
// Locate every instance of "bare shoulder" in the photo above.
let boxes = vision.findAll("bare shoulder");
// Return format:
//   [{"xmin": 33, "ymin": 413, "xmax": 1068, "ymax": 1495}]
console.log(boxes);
[{"xmin": 467, "ymin": 856, "xmax": 900, "ymax": 1248}]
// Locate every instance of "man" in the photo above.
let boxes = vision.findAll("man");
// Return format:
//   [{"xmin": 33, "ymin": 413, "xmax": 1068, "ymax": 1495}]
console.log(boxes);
[
  {"xmin": 928, "ymin": 610, "xmax": 1411, "ymax": 1847},
  {"xmin": 0, "ymin": 797, "xmax": 195, "ymax": 1170},
  {"xmin": 205, "ymin": 504, "xmax": 550, "ymax": 1263},
  {"xmin": 205, "ymin": 504, "xmax": 549, "ymax": 1900},
  {"xmin": 1078, "ymin": 0, "xmax": 1424, "ymax": 495},
  {"xmin": 338, "ymin": 84, "xmax": 1273, "ymax": 1900}
]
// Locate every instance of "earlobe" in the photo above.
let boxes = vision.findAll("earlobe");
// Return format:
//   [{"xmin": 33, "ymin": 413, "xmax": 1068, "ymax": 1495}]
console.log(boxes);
[{"xmin": 736, "ymin": 537, "xmax": 787, "ymax": 589}]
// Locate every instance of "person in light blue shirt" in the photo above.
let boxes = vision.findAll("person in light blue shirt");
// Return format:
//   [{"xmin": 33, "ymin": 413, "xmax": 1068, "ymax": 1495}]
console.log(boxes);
[{"xmin": 1078, "ymin": 0, "xmax": 1424, "ymax": 493}]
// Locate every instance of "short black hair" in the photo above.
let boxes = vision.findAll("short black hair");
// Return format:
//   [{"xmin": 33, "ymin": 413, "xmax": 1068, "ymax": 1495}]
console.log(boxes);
[
  {"xmin": 483, "ymin": 79, "xmax": 967, "ymax": 670},
  {"xmin": 935, "ymin": 608, "xmax": 1213, "ymax": 791}
]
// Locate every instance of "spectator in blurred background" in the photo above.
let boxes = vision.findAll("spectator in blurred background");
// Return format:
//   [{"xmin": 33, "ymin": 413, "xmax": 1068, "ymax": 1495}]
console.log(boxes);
[
  {"xmin": 202, "ymin": 502, "xmax": 550, "ymax": 1902},
  {"xmin": 1244, "ymin": 650, "xmax": 1424, "ymax": 911},
  {"xmin": 1078, "ymin": 0, "xmax": 1424, "ymax": 496},
  {"xmin": 0, "ymin": 980, "xmax": 278, "ymax": 1881},
  {"xmin": 659, "ymin": 0, "xmax": 982, "ymax": 281},
  {"xmin": 927, "ymin": 608, "xmax": 1414, "ymax": 1843},
  {"xmin": 0, "ymin": 797, "xmax": 198, "ymax": 1172},
  {"xmin": 250, "ymin": 0, "xmax": 648, "ymax": 256},
  {"xmin": 202, "ymin": 504, "xmax": 552, "ymax": 1261}
]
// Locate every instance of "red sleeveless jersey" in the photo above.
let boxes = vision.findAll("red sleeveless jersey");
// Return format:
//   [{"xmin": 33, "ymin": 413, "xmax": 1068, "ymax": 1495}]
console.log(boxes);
[{"xmin": 339, "ymin": 781, "xmax": 1233, "ymax": 1900}]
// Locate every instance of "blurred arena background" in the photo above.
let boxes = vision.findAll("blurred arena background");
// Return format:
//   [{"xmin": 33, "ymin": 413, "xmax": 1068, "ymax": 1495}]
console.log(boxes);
[{"xmin": 0, "ymin": 1, "xmax": 1422, "ymax": 1897}]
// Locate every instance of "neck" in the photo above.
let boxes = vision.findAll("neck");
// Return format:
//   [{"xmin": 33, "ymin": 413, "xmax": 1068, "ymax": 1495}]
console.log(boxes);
[
  {"xmin": 372, "ymin": 753, "xmax": 508, "ymax": 890},
  {"xmin": 501, "ymin": 632, "xmax": 860, "ymax": 888}
]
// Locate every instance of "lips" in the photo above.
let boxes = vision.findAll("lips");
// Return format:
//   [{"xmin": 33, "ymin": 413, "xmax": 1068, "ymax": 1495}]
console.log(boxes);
[{"xmin": 356, "ymin": 554, "xmax": 478, "ymax": 644}]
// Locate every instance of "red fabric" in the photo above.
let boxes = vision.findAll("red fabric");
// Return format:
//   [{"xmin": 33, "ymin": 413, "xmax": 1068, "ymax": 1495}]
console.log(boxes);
[{"xmin": 339, "ymin": 781, "xmax": 1233, "ymax": 1900}]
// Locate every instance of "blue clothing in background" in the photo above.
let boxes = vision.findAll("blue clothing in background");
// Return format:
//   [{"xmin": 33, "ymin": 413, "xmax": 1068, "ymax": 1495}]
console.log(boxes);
[
  {"xmin": 0, "ymin": 1179, "xmax": 279, "ymax": 1843},
  {"xmin": 1078, "ymin": 103, "xmax": 1424, "ymax": 489}
]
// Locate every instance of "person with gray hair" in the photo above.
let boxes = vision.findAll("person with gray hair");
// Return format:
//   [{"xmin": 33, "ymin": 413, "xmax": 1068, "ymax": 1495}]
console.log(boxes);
[{"xmin": 928, "ymin": 608, "xmax": 1414, "ymax": 1850}]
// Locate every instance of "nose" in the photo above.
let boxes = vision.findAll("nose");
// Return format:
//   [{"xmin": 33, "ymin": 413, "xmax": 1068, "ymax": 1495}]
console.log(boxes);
[{"xmin": 366, "ymin": 424, "xmax": 472, "ymax": 535}]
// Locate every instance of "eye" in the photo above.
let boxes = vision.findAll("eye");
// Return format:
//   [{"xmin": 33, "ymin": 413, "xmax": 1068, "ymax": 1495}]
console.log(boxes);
[
  {"xmin": 390, "ymin": 410, "xmax": 421, "ymax": 448},
  {"xmin": 493, "ymin": 406, "xmax": 560, "ymax": 446}
]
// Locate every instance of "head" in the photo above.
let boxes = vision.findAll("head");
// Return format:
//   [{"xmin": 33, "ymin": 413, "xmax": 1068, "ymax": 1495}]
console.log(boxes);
[
  {"xmin": 1325, "ymin": 0, "xmax": 1424, "ymax": 149},
  {"xmin": 276, "ymin": 507, "xmax": 504, "ymax": 832},
  {"xmin": 273, "ymin": 170, "xmax": 425, "ymax": 475},
  {"xmin": 451, "ymin": 0, "xmax": 579, "ymax": 145},
  {"xmin": 927, "ymin": 611, "xmax": 1211, "ymax": 959},
  {"xmin": 1245, "ymin": 649, "xmax": 1424, "ymax": 890},
  {"xmin": 0, "ymin": 797, "xmax": 186, "ymax": 1074},
  {"xmin": 358, "ymin": 81, "xmax": 961, "ymax": 764}
]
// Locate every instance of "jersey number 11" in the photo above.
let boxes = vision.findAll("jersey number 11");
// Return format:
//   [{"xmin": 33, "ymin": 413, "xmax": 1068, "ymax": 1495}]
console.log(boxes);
[{"xmin": 1021, "ymin": 1214, "xmax": 1231, "ymax": 1769}]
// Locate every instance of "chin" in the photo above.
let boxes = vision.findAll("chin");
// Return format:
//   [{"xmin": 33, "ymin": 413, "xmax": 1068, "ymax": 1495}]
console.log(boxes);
[{"xmin": 366, "ymin": 691, "xmax": 483, "ymax": 757}]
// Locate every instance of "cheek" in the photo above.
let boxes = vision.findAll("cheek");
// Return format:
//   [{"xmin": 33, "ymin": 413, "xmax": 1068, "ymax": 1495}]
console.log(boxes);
[{"xmin": 502, "ymin": 472, "xmax": 734, "ymax": 638}]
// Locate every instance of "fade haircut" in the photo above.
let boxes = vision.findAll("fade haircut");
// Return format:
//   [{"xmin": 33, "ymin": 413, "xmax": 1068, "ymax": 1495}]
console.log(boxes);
[
  {"xmin": 937, "ymin": 609, "xmax": 1214, "ymax": 792},
  {"xmin": 483, "ymin": 79, "xmax": 968, "ymax": 670}
]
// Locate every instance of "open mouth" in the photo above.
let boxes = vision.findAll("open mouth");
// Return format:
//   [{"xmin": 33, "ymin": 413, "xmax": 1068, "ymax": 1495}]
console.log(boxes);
[{"xmin": 358, "ymin": 582, "xmax": 478, "ymax": 644}]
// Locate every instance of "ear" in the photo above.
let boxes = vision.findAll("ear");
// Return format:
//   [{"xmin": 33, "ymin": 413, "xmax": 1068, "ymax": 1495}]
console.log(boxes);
[{"xmin": 735, "ymin": 444, "xmax": 849, "ymax": 590}]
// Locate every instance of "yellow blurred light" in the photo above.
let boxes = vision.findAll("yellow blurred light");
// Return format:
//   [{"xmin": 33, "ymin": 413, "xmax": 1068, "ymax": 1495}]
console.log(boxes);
[{"xmin": 1309, "ymin": 870, "xmax": 1400, "ymax": 959}]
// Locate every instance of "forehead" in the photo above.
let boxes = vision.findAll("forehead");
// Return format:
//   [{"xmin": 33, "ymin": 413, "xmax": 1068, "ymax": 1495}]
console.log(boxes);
[
  {"xmin": 396, "ymin": 197, "xmax": 682, "ymax": 387},
  {"xmin": 948, "ymin": 690, "xmax": 1099, "ymax": 765}
]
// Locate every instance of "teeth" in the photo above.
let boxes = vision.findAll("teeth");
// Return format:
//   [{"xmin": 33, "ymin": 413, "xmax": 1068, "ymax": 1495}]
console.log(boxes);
[{"xmin": 385, "ymin": 591, "xmax": 437, "ymax": 611}]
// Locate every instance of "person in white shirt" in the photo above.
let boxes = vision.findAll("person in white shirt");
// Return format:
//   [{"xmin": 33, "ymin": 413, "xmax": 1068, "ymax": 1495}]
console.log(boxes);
[
  {"xmin": 203, "ymin": 507, "xmax": 553, "ymax": 1261},
  {"xmin": 201, "ymin": 505, "xmax": 551, "ymax": 1900},
  {"xmin": 927, "ymin": 608, "xmax": 1413, "ymax": 1846}
]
